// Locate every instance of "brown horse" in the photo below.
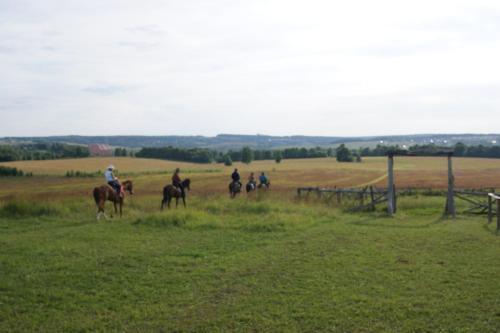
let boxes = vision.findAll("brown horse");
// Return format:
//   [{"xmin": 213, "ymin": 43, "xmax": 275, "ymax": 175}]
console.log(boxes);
[
  {"xmin": 93, "ymin": 180, "xmax": 134, "ymax": 220},
  {"xmin": 161, "ymin": 179, "xmax": 191, "ymax": 210}
]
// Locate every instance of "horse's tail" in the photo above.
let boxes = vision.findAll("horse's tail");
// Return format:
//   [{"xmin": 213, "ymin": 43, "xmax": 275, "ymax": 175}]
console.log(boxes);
[{"xmin": 93, "ymin": 187, "xmax": 101, "ymax": 206}]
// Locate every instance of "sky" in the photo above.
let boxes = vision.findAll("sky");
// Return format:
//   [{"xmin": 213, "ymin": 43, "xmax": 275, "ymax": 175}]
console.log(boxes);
[{"xmin": 0, "ymin": 0, "xmax": 499, "ymax": 137}]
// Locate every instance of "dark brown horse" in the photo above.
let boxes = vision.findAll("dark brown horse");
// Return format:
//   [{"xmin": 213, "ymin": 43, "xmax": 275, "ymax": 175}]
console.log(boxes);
[
  {"xmin": 93, "ymin": 180, "xmax": 134, "ymax": 220},
  {"xmin": 161, "ymin": 179, "xmax": 191, "ymax": 210},
  {"xmin": 229, "ymin": 181, "xmax": 242, "ymax": 198}
]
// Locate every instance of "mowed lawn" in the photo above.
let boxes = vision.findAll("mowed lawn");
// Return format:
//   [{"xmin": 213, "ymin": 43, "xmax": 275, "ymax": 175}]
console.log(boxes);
[{"xmin": 0, "ymin": 157, "xmax": 500, "ymax": 331}]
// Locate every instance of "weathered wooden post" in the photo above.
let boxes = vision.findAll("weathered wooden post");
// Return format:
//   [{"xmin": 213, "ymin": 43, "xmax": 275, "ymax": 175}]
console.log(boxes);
[
  {"xmin": 488, "ymin": 194, "xmax": 493, "ymax": 223},
  {"xmin": 387, "ymin": 153, "xmax": 395, "ymax": 215},
  {"xmin": 369, "ymin": 186, "xmax": 375, "ymax": 211},
  {"xmin": 497, "ymin": 198, "xmax": 500, "ymax": 231},
  {"xmin": 445, "ymin": 153, "xmax": 456, "ymax": 218}
]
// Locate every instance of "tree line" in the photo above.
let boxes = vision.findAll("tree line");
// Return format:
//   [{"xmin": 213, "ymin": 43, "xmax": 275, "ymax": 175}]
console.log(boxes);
[
  {"xmin": 357, "ymin": 143, "xmax": 500, "ymax": 158},
  {"xmin": 2, "ymin": 142, "xmax": 500, "ymax": 164},
  {"xmin": 135, "ymin": 146, "xmax": 335, "ymax": 164},
  {"xmin": 0, "ymin": 143, "xmax": 90, "ymax": 162}
]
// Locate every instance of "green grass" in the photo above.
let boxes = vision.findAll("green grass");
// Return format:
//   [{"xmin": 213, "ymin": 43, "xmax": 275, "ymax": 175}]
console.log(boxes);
[{"xmin": 0, "ymin": 195, "xmax": 499, "ymax": 332}]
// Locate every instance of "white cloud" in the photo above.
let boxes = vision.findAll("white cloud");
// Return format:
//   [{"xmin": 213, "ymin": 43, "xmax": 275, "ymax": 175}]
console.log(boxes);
[{"xmin": 0, "ymin": 0, "xmax": 499, "ymax": 136}]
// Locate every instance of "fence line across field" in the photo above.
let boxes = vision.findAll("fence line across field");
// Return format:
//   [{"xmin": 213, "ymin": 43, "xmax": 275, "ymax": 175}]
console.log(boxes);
[{"xmin": 297, "ymin": 185, "xmax": 500, "ymax": 231}]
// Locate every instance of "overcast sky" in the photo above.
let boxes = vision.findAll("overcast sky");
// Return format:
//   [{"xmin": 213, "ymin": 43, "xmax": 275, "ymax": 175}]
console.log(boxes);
[{"xmin": 1, "ymin": 0, "xmax": 499, "ymax": 137}]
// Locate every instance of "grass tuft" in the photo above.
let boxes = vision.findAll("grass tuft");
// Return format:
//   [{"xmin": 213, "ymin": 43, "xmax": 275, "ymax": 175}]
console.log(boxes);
[
  {"xmin": 132, "ymin": 212, "xmax": 193, "ymax": 227},
  {"xmin": 0, "ymin": 201, "xmax": 62, "ymax": 218}
]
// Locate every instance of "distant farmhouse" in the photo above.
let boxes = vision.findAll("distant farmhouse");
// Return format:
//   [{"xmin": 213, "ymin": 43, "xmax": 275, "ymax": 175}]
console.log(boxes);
[{"xmin": 88, "ymin": 144, "xmax": 113, "ymax": 157}]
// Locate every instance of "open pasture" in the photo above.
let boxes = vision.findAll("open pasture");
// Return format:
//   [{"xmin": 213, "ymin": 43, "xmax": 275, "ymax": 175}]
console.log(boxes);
[
  {"xmin": 0, "ymin": 157, "xmax": 500, "ymax": 331},
  {"xmin": 2, "ymin": 156, "xmax": 500, "ymax": 200}
]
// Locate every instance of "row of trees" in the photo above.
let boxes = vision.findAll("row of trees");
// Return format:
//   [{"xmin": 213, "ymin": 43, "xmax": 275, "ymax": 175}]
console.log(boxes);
[
  {"xmin": 136, "ymin": 147, "xmax": 215, "ymax": 163},
  {"xmin": 114, "ymin": 148, "xmax": 131, "ymax": 157},
  {"xmin": 0, "ymin": 143, "xmax": 90, "ymax": 162},
  {"xmin": 0, "ymin": 166, "xmax": 32, "ymax": 177},
  {"xmin": 357, "ymin": 143, "xmax": 500, "ymax": 158},
  {"xmin": 136, "ymin": 146, "xmax": 333, "ymax": 164}
]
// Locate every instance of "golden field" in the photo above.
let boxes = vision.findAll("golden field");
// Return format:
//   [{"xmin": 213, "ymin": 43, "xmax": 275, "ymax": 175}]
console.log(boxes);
[{"xmin": 2, "ymin": 156, "xmax": 500, "ymax": 200}]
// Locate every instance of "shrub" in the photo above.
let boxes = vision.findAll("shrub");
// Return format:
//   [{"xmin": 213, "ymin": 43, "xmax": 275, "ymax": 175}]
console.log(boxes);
[{"xmin": 0, "ymin": 166, "xmax": 24, "ymax": 177}]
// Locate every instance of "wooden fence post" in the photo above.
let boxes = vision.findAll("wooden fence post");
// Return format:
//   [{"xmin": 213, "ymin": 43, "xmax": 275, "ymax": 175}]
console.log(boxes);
[
  {"xmin": 445, "ymin": 153, "xmax": 456, "ymax": 218},
  {"xmin": 497, "ymin": 199, "xmax": 500, "ymax": 231},
  {"xmin": 387, "ymin": 154, "xmax": 395, "ymax": 215},
  {"xmin": 488, "ymin": 194, "xmax": 493, "ymax": 223},
  {"xmin": 369, "ymin": 186, "xmax": 375, "ymax": 211}
]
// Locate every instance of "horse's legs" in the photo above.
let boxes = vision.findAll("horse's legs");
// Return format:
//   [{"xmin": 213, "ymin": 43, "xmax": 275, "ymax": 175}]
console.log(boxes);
[
  {"xmin": 119, "ymin": 201, "xmax": 122, "ymax": 217},
  {"xmin": 96, "ymin": 198, "xmax": 106, "ymax": 220},
  {"xmin": 175, "ymin": 197, "xmax": 179, "ymax": 208},
  {"xmin": 182, "ymin": 195, "xmax": 186, "ymax": 208}
]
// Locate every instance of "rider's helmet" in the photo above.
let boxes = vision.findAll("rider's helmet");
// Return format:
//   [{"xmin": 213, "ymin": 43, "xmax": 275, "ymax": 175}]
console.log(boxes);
[
  {"xmin": 175, "ymin": 168, "xmax": 180, "ymax": 173},
  {"xmin": 108, "ymin": 165, "xmax": 115, "ymax": 170}
]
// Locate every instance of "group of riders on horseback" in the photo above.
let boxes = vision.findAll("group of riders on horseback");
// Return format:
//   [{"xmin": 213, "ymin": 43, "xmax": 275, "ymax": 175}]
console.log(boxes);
[
  {"xmin": 230, "ymin": 168, "xmax": 270, "ymax": 196},
  {"xmin": 94, "ymin": 165, "xmax": 271, "ymax": 219}
]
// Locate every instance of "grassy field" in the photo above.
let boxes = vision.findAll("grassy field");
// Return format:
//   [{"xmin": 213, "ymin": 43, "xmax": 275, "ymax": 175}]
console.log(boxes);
[{"xmin": 1, "ymin": 157, "xmax": 500, "ymax": 331}]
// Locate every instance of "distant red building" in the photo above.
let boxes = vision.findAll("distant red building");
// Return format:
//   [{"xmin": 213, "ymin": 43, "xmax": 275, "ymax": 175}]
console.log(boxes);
[{"xmin": 88, "ymin": 144, "xmax": 113, "ymax": 157}]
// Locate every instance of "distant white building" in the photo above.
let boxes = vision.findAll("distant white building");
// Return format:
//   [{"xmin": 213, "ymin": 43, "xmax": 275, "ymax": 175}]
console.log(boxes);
[{"xmin": 88, "ymin": 144, "xmax": 113, "ymax": 156}]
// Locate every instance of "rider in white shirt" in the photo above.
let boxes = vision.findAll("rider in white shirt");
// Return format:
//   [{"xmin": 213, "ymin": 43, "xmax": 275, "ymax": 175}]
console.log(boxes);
[{"xmin": 105, "ymin": 165, "xmax": 122, "ymax": 196}]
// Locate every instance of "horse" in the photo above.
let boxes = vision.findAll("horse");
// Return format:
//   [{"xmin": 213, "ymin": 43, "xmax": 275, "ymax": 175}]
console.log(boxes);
[
  {"xmin": 258, "ymin": 181, "xmax": 271, "ymax": 191},
  {"xmin": 229, "ymin": 181, "xmax": 242, "ymax": 198},
  {"xmin": 246, "ymin": 181, "xmax": 256, "ymax": 193},
  {"xmin": 93, "ymin": 180, "xmax": 134, "ymax": 220},
  {"xmin": 161, "ymin": 178, "xmax": 191, "ymax": 210}
]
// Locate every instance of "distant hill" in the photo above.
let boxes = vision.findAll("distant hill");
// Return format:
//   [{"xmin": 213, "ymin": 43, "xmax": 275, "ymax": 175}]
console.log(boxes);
[{"xmin": 1, "ymin": 134, "xmax": 499, "ymax": 150}]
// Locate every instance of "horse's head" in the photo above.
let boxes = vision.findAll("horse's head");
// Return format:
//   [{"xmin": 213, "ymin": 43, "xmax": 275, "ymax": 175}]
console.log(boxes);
[
  {"xmin": 123, "ymin": 180, "xmax": 134, "ymax": 194},
  {"xmin": 183, "ymin": 178, "xmax": 191, "ymax": 191}
]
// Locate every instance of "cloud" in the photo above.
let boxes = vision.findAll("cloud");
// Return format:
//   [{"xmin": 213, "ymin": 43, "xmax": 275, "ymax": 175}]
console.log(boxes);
[
  {"xmin": 126, "ymin": 24, "xmax": 166, "ymax": 36},
  {"xmin": 0, "ymin": 0, "xmax": 500, "ymax": 136},
  {"xmin": 83, "ymin": 83, "xmax": 131, "ymax": 95}
]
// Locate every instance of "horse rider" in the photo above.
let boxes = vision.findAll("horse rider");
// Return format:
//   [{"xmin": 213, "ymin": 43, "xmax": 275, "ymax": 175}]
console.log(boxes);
[
  {"xmin": 232, "ymin": 168, "xmax": 242, "ymax": 187},
  {"xmin": 172, "ymin": 168, "xmax": 185, "ymax": 196},
  {"xmin": 105, "ymin": 165, "xmax": 122, "ymax": 197},
  {"xmin": 259, "ymin": 172, "xmax": 269, "ymax": 188},
  {"xmin": 248, "ymin": 172, "xmax": 256, "ymax": 188}
]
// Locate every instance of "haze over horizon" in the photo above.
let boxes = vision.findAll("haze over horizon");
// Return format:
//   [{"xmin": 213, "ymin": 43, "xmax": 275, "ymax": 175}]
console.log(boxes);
[{"xmin": 1, "ymin": 0, "xmax": 499, "ymax": 137}]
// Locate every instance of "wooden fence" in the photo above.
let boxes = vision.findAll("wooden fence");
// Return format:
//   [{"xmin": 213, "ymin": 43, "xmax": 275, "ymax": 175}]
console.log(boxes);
[
  {"xmin": 487, "ymin": 193, "xmax": 500, "ymax": 231},
  {"xmin": 297, "ymin": 186, "xmax": 500, "ymax": 227}
]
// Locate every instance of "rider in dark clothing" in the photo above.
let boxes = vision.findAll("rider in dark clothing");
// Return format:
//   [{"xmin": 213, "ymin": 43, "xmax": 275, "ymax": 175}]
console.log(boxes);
[
  {"xmin": 231, "ymin": 168, "xmax": 242, "ymax": 187},
  {"xmin": 172, "ymin": 168, "xmax": 185, "ymax": 196}
]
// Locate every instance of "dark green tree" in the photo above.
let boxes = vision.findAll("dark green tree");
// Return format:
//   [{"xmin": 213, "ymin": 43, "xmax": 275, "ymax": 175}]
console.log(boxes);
[
  {"xmin": 274, "ymin": 150, "xmax": 283, "ymax": 163},
  {"xmin": 241, "ymin": 147, "xmax": 254, "ymax": 164},
  {"xmin": 454, "ymin": 142, "xmax": 467, "ymax": 156},
  {"xmin": 336, "ymin": 144, "xmax": 353, "ymax": 162},
  {"xmin": 224, "ymin": 155, "xmax": 233, "ymax": 166}
]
